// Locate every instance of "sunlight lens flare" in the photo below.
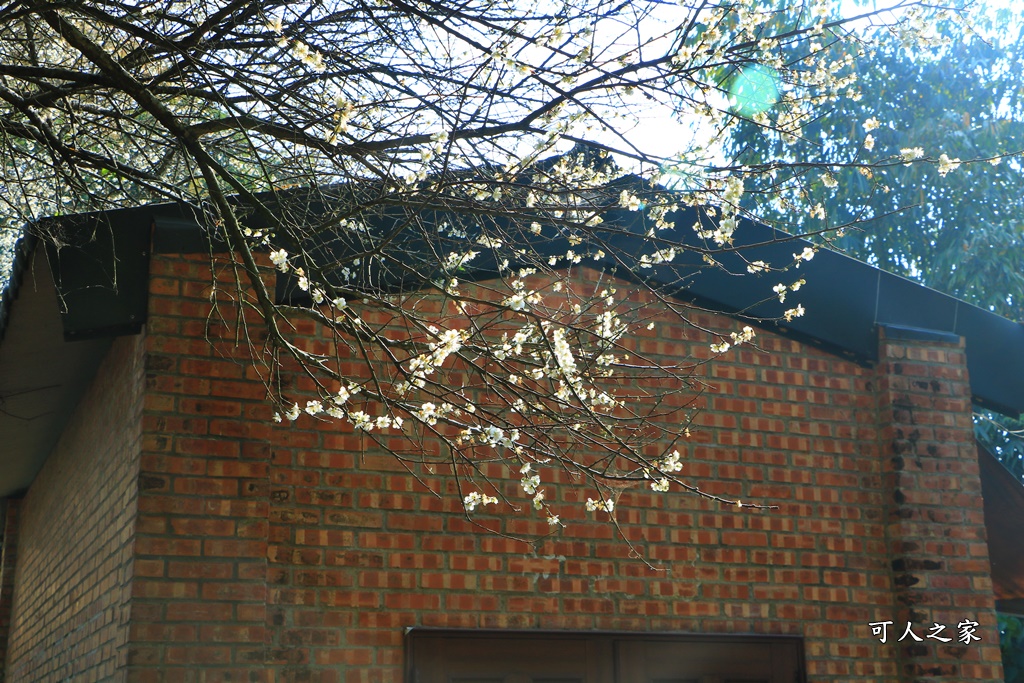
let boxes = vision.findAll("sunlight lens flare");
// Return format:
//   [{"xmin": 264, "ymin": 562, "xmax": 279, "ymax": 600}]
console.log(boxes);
[{"xmin": 729, "ymin": 65, "xmax": 780, "ymax": 116}]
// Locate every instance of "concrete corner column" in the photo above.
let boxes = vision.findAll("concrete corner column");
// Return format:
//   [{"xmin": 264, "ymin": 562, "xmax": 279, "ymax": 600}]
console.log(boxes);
[{"xmin": 876, "ymin": 325, "xmax": 1003, "ymax": 682}]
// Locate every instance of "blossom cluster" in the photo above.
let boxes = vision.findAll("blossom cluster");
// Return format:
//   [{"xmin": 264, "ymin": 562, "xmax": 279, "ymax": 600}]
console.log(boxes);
[
  {"xmin": 695, "ymin": 176, "xmax": 744, "ymax": 246},
  {"xmin": 710, "ymin": 326, "xmax": 756, "ymax": 355}
]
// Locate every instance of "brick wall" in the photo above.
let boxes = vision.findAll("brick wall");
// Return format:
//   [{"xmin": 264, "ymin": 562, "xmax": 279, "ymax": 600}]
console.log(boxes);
[
  {"xmin": 4, "ymin": 334, "xmax": 145, "ymax": 682},
  {"xmin": 129, "ymin": 255, "xmax": 272, "ymax": 682},
  {"xmin": 0, "ymin": 497, "xmax": 22, "ymax": 682},
  {"xmin": 19, "ymin": 252, "xmax": 1001, "ymax": 683}
]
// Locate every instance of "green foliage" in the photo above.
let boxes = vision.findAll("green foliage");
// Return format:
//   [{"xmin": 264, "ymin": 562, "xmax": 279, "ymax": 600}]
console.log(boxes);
[
  {"xmin": 977, "ymin": 414, "xmax": 1024, "ymax": 483},
  {"xmin": 727, "ymin": 16, "xmax": 1024, "ymax": 319},
  {"xmin": 727, "ymin": 13, "xmax": 1024, "ymax": 481},
  {"xmin": 999, "ymin": 613, "xmax": 1024, "ymax": 683}
]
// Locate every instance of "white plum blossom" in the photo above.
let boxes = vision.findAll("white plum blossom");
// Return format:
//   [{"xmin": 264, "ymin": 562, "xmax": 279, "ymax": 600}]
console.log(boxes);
[
  {"xmin": 416, "ymin": 402, "xmax": 438, "ymax": 425},
  {"xmin": 639, "ymin": 247, "xmax": 678, "ymax": 268},
  {"xmin": 784, "ymin": 304, "xmax": 806, "ymax": 322},
  {"xmin": 900, "ymin": 147, "xmax": 925, "ymax": 163},
  {"xmin": 938, "ymin": 153, "xmax": 961, "ymax": 176},
  {"xmin": 350, "ymin": 411, "xmax": 374, "ymax": 431},
  {"xmin": 551, "ymin": 327, "xmax": 577, "ymax": 377},
  {"xmin": 585, "ymin": 497, "xmax": 615, "ymax": 514},
  {"xmin": 711, "ymin": 326, "xmax": 754, "ymax": 355},
  {"xmin": 270, "ymin": 249, "xmax": 289, "ymax": 272},
  {"xmin": 695, "ymin": 216, "xmax": 738, "ymax": 246},
  {"xmin": 723, "ymin": 175, "xmax": 744, "ymax": 205},
  {"xmin": 445, "ymin": 250, "xmax": 478, "ymax": 270},
  {"xmin": 520, "ymin": 464, "xmax": 541, "ymax": 494},
  {"xmin": 463, "ymin": 491, "xmax": 499, "ymax": 511},
  {"xmin": 504, "ymin": 291, "xmax": 528, "ymax": 312},
  {"xmin": 731, "ymin": 326, "xmax": 755, "ymax": 344},
  {"xmin": 289, "ymin": 40, "xmax": 325, "ymax": 72},
  {"xmin": 660, "ymin": 450, "xmax": 683, "ymax": 473},
  {"xmin": 483, "ymin": 425, "xmax": 505, "ymax": 444},
  {"xmin": 618, "ymin": 190, "xmax": 642, "ymax": 211},
  {"xmin": 463, "ymin": 424, "xmax": 521, "ymax": 450}
]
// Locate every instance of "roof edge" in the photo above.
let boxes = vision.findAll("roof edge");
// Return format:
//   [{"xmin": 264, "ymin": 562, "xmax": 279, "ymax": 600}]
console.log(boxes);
[{"xmin": 0, "ymin": 231, "xmax": 38, "ymax": 345}]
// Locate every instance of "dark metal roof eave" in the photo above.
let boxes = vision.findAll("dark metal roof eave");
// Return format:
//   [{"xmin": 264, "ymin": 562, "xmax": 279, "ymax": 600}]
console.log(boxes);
[
  {"xmin": 979, "ymin": 441, "xmax": 1024, "ymax": 604},
  {"xmin": 612, "ymin": 213, "xmax": 1024, "ymax": 417},
  {"xmin": 0, "ymin": 231, "xmax": 38, "ymax": 345},
  {"xmin": 2, "ymin": 197, "xmax": 1022, "ymax": 417}
]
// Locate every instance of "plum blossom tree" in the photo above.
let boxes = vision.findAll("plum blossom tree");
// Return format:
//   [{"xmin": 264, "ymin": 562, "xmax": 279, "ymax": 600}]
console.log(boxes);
[{"xmin": 0, "ymin": 0, "xmax": 999, "ymax": 531}]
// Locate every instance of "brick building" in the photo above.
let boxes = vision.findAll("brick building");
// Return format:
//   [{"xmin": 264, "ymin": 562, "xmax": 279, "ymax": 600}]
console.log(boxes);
[{"xmin": 0, "ymin": 203, "xmax": 1022, "ymax": 682}]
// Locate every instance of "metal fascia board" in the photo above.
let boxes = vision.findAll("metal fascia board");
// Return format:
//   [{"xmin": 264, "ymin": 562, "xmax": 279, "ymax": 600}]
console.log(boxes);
[{"xmin": 42, "ymin": 210, "xmax": 152, "ymax": 341}]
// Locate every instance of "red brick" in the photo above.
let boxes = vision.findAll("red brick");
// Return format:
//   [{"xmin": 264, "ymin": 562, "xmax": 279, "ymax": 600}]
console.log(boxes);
[{"xmin": 5, "ymin": 257, "xmax": 1003, "ymax": 683}]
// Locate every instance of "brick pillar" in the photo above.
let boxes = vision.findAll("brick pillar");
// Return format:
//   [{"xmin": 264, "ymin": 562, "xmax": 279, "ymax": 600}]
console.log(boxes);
[
  {"xmin": 876, "ymin": 325, "xmax": 1003, "ymax": 682},
  {"xmin": 126, "ymin": 254, "xmax": 272, "ymax": 682},
  {"xmin": 0, "ymin": 497, "xmax": 21, "ymax": 682}
]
